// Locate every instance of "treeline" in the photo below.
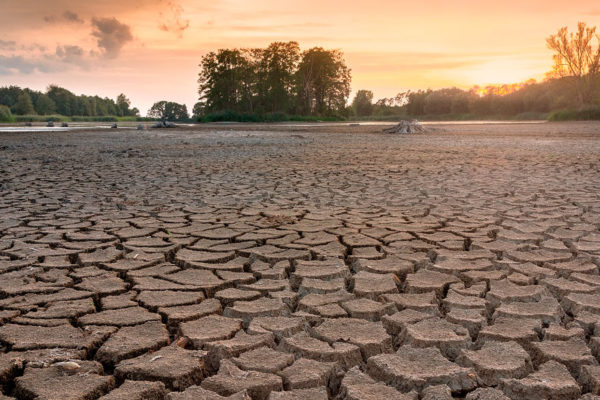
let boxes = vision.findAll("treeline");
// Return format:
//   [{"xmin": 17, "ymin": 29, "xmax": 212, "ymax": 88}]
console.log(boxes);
[
  {"xmin": 352, "ymin": 76, "xmax": 598, "ymax": 120},
  {"xmin": 195, "ymin": 41, "xmax": 351, "ymax": 119},
  {"xmin": 0, "ymin": 85, "xmax": 139, "ymax": 118}
]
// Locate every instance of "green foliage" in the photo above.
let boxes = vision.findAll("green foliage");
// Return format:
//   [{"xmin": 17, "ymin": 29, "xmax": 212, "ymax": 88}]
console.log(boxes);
[
  {"xmin": 14, "ymin": 114, "xmax": 67, "ymax": 122},
  {"xmin": 0, "ymin": 85, "xmax": 140, "ymax": 118},
  {"xmin": 147, "ymin": 101, "xmax": 189, "ymax": 121},
  {"xmin": 198, "ymin": 42, "xmax": 351, "ymax": 118},
  {"xmin": 35, "ymin": 94, "xmax": 56, "ymax": 115},
  {"xmin": 0, "ymin": 105, "xmax": 14, "ymax": 122},
  {"xmin": 13, "ymin": 92, "xmax": 35, "ymax": 115},
  {"xmin": 548, "ymin": 107, "xmax": 600, "ymax": 121},
  {"xmin": 351, "ymin": 90, "xmax": 374, "ymax": 116},
  {"xmin": 199, "ymin": 110, "xmax": 345, "ymax": 123}
]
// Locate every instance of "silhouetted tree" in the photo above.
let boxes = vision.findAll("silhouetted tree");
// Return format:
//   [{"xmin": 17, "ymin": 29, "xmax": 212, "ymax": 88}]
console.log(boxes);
[
  {"xmin": 547, "ymin": 22, "xmax": 600, "ymax": 107},
  {"xmin": 148, "ymin": 101, "xmax": 189, "ymax": 120},
  {"xmin": 352, "ymin": 90, "xmax": 374, "ymax": 116},
  {"xmin": 295, "ymin": 47, "xmax": 351, "ymax": 115}
]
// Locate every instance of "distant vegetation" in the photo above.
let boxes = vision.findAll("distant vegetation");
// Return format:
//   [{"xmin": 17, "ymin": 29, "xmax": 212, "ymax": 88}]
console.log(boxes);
[
  {"xmin": 350, "ymin": 22, "xmax": 600, "ymax": 122},
  {"xmin": 194, "ymin": 42, "xmax": 351, "ymax": 121},
  {"xmin": 0, "ymin": 85, "xmax": 140, "ymax": 120},
  {"xmin": 194, "ymin": 23, "xmax": 600, "ymax": 122}
]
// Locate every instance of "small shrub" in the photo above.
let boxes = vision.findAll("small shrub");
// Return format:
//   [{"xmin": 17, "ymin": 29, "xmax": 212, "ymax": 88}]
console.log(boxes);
[
  {"xmin": 0, "ymin": 105, "xmax": 15, "ymax": 122},
  {"xmin": 548, "ymin": 108, "xmax": 600, "ymax": 121}
]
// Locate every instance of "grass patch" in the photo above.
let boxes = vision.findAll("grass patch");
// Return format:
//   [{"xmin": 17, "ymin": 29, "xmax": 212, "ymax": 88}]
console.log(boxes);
[{"xmin": 548, "ymin": 108, "xmax": 600, "ymax": 121}]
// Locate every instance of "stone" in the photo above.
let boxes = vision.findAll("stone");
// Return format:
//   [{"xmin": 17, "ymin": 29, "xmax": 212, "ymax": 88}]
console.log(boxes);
[
  {"xmin": 137, "ymin": 290, "xmax": 204, "ymax": 310},
  {"xmin": 465, "ymin": 388, "xmax": 511, "ymax": 400},
  {"xmin": 232, "ymin": 347, "xmax": 294, "ymax": 373},
  {"xmin": 422, "ymin": 385, "xmax": 452, "ymax": 400},
  {"xmin": 180, "ymin": 315, "xmax": 243, "ymax": 348},
  {"xmin": 267, "ymin": 387, "xmax": 328, "ymax": 400},
  {"xmin": 477, "ymin": 318, "xmax": 541, "ymax": 350},
  {"xmin": 0, "ymin": 323, "xmax": 108, "ymax": 350},
  {"xmin": 277, "ymin": 358, "xmax": 340, "ymax": 391},
  {"xmin": 340, "ymin": 298, "xmax": 395, "ymax": 321},
  {"xmin": 167, "ymin": 386, "xmax": 250, "ymax": 399},
  {"xmin": 99, "ymin": 380, "xmax": 167, "ymax": 400},
  {"xmin": 580, "ymin": 365, "xmax": 600, "ymax": 394},
  {"xmin": 400, "ymin": 317, "xmax": 470, "ymax": 360},
  {"xmin": 15, "ymin": 361, "xmax": 114, "ymax": 400},
  {"xmin": 351, "ymin": 271, "xmax": 399, "ymax": 299},
  {"xmin": 204, "ymin": 331, "xmax": 275, "ymax": 371},
  {"xmin": 159, "ymin": 298, "xmax": 222, "ymax": 328},
  {"xmin": 224, "ymin": 298, "xmax": 290, "ymax": 326},
  {"xmin": 530, "ymin": 339, "xmax": 597, "ymax": 377},
  {"xmin": 247, "ymin": 316, "xmax": 306, "ymax": 340},
  {"xmin": 96, "ymin": 321, "xmax": 170, "ymax": 364},
  {"xmin": 366, "ymin": 345, "xmax": 477, "ymax": 393},
  {"xmin": 201, "ymin": 360, "xmax": 282, "ymax": 400},
  {"xmin": 381, "ymin": 309, "xmax": 435, "ymax": 336},
  {"xmin": 404, "ymin": 270, "xmax": 460, "ymax": 296},
  {"xmin": 499, "ymin": 361, "xmax": 580, "ymax": 400},
  {"xmin": 280, "ymin": 332, "xmax": 362, "ymax": 368},
  {"xmin": 115, "ymin": 346, "xmax": 206, "ymax": 390},
  {"xmin": 311, "ymin": 318, "xmax": 392, "ymax": 359},
  {"xmin": 457, "ymin": 341, "xmax": 533, "ymax": 385}
]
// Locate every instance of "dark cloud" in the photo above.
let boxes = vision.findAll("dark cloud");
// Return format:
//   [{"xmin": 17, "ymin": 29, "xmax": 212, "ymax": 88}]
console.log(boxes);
[
  {"xmin": 91, "ymin": 17, "xmax": 133, "ymax": 59},
  {"xmin": 0, "ymin": 40, "xmax": 17, "ymax": 51},
  {"xmin": 62, "ymin": 11, "xmax": 84, "ymax": 23},
  {"xmin": 55, "ymin": 45, "xmax": 87, "ymax": 64},
  {"xmin": 44, "ymin": 10, "xmax": 84, "ymax": 24},
  {"xmin": 158, "ymin": 0, "xmax": 190, "ymax": 37},
  {"xmin": 0, "ymin": 55, "xmax": 54, "ymax": 75}
]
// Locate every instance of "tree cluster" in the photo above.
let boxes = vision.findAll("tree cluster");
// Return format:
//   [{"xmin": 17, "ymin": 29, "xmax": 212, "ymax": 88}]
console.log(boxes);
[
  {"xmin": 351, "ymin": 77, "xmax": 585, "ymax": 118},
  {"xmin": 0, "ymin": 85, "xmax": 139, "ymax": 117},
  {"xmin": 147, "ymin": 101, "xmax": 189, "ymax": 121},
  {"xmin": 196, "ymin": 42, "xmax": 351, "ymax": 118}
]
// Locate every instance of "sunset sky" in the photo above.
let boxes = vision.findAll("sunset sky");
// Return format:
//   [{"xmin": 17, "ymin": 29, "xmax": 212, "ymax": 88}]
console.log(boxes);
[{"xmin": 1, "ymin": 0, "xmax": 598, "ymax": 115}]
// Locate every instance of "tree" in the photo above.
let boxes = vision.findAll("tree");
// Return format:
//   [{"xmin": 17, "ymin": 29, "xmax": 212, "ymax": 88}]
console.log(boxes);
[
  {"xmin": 192, "ymin": 101, "xmax": 205, "ymax": 119},
  {"xmin": 13, "ymin": 92, "xmax": 35, "ymax": 115},
  {"xmin": 295, "ymin": 47, "xmax": 351, "ymax": 115},
  {"xmin": 546, "ymin": 22, "xmax": 600, "ymax": 107},
  {"xmin": 198, "ymin": 48, "xmax": 257, "ymax": 114},
  {"xmin": 0, "ymin": 105, "xmax": 14, "ymax": 122},
  {"xmin": 116, "ymin": 93, "xmax": 132, "ymax": 116},
  {"xmin": 351, "ymin": 90, "xmax": 374, "ymax": 116},
  {"xmin": 35, "ymin": 94, "xmax": 56, "ymax": 115},
  {"xmin": 148, "ymin": 101, "xmax": 189, "ymax": 120},
  {"xmin": 255, "ymin": 42, "xmax": 300, "ymax": 113}
]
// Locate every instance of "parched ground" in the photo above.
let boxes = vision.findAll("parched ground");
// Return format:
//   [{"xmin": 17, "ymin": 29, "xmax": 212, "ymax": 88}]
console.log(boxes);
[{"xmin": 0, "ymin": 122, "xmax": 600, "ymax": 400}]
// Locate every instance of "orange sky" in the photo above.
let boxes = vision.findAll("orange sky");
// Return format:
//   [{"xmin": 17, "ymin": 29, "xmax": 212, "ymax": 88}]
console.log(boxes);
[{"xmin": 1, "ymin": 0, "xmax": 599, "ymax": 115}]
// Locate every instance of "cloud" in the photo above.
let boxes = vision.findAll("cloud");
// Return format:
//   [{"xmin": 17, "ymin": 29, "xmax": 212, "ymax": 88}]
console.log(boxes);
[
  {"xmin": 55, "ymin": 45, "xmax": 87, "ymax": 65},
  {"xmin": 0, "ymin": 55, "xmax": 55, "ymax": 75},
  {"xmin": 62, "ymin": 11, "xmax": 83, "ymax": 23},
  {"xmin": 91, "ymin": 17, "xmax": 133, "ymax": 59},
  {"xmin": 0, "ymin": 40, "xmax": 17, "ymax": 51},
  {"xmin": 158, "ymin": 0, "xmax": 190, "ymax": 37},
  {"xmin": 44, "ymin": 10, "xmax": 83, "ymax": 24}
]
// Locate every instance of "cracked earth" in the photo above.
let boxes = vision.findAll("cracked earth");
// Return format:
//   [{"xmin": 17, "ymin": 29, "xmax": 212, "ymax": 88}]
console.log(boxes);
[{"xmin": 1, "ymin": 122, "xmax": 600, "ymax": 400}]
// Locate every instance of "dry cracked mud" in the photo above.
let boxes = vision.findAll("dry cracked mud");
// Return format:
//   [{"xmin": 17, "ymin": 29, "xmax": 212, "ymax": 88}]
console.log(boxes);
[{"xmin": 0, "ymin": 121, "xmax": 600, "ymax": 399}]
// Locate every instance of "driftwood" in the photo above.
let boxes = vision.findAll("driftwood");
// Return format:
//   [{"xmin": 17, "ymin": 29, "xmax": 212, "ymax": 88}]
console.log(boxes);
[{"xmin": 383, "ymin": 120, "xmax": 425, "ymax": 134}]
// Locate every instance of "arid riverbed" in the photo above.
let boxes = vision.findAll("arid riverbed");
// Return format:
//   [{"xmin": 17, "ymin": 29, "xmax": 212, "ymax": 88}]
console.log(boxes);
[{"xmin": 1, "ymin": 122, "xmax": 600, "ymax": 399}]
